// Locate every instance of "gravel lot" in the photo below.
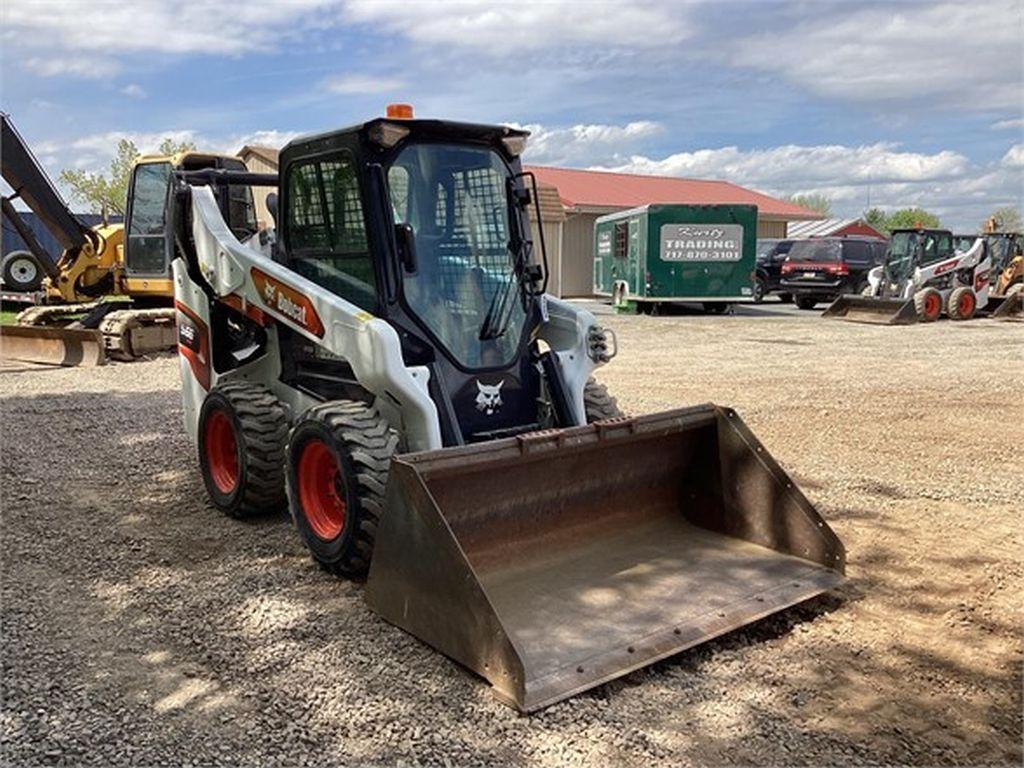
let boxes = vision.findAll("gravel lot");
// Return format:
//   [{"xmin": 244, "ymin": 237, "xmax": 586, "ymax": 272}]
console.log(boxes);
[{"xmin": 2, "ymin": 304, "xmax": 1021, "ymax": 767}]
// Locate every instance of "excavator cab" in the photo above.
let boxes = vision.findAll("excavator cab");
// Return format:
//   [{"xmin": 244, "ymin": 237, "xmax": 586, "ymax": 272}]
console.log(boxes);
[{"xmin": 124, "ymin": 154, "xmax": 256, "ymax": 296}]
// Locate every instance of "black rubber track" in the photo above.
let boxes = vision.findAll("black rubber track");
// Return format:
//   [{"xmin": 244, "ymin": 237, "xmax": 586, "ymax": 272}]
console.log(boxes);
[
  {"xmin": 583, "ymin": 377, "xmax": 624, "ymax": 422},
  {"xmin": 200, "ymin": 381, "xmax": 288, "ymax": 518},
  {"xmin": 286, "ymin": 401, "xmax": 397, "ymax": 577}
]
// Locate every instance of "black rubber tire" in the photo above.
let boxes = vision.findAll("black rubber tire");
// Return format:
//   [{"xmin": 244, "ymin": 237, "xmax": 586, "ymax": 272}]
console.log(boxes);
[
  {"xmin": 198, "ymin": 381, "xmax": 288, "ymax": 518},
  {"xmin": 752, "ymin": 277, "xmax": 766, "ymax": 303},
  {"xmin": 777, "ymin": 292, "xmax": 793, "ymax": 303},
  {"xmin": 795, "ymin": 295, "xmax": 818, "ymax": 310},
  {"xmin": 947, "ymin": 286, "xmax": 977, "ymax": 320},
  {"xmin": 286, "ymin": 401, "xmax": 397, "ymax": 577},
  {"xmin": 913, "ymin": 288, "xmax": 942, "ymax": 321},
  {"xmin": 2, "ymin": 250, "xmax": 44, "ymax": 292},
  {"xmin": 583, "ymin": 378, "xmax": 624, "ymax": 422}
]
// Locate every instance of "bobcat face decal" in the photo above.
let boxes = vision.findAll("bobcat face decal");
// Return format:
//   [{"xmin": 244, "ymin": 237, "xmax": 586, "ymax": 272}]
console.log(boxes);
[{"xmin": 475, "ymin": 380, "xmax": 504, "ymax": 416}]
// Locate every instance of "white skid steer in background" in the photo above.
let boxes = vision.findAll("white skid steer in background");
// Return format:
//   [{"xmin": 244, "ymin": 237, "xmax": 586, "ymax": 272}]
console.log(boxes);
[
  {"xmin": 168, "ymin": 107, "xmax": 845, "ymax": 711},
  {"xmin": 824, "ymin": 228, "xmax": 991, "ymax": 324}
]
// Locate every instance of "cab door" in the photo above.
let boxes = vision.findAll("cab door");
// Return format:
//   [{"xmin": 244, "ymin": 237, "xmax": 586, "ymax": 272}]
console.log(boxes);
[{"xmin": 124, "ymin": 160, "xmax": 173, "ymax": 277}]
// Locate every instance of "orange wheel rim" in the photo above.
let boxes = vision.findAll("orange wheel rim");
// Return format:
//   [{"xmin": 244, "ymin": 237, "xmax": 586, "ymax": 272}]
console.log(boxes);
[
  {"xmin": 925, "ymin": 293, "xmax": 941, "ymax": 318},
  {"xmin": 205, "ymin": 409, "xmax": 239, "ymax": 494},
  {"xmin": 958, "ymin": 292, "xmax": 975, "ymax": 316},
  {"xmin": 297, "ymin": 440, "xmax": 346, "ymax": 540}
]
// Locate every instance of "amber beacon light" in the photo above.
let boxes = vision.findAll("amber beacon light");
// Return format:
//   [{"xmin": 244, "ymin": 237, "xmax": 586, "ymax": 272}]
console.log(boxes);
[{"xmin": 385, "ymin": 103, "xmax": 414, "ymax": 119}]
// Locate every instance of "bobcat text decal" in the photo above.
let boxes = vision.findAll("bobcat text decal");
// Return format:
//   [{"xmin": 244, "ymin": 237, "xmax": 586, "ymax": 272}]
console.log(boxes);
[
  {"xmin": 250, "ymin": 268, "xmax": 325, "ymax": 338},
  {"xmin": 933, "ymin": 259, "xmax": 960, "ymax": 276}
]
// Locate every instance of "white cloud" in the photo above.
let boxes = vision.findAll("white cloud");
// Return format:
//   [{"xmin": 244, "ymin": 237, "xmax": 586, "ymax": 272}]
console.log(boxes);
[
  {"xmin": 121, "ymin": 84, "xmax": 147, "ymax": 99},
  {"xmin": 4, "ymin": 0, "xmax": 337, "ymax": 76},
  {"xmin": 23, "ymin": 56, "xmax": 120, "ymax": 79},
  {"xmin": 321, "ymin": 74, "xmax": 405, "ymax": 95},
  {"xmin": 515, "ymin": 120, "xmax": 1019, "ymax": 229},
  {"xmin": 1002, "ymin": 144, "xmax": 1024, "ymax": 168},
  {"xmin": 520, "ymin": 121, "xmax": 663, "ymax": 165},
  {"xmin": 342, "ymin": 0, "xmax": 690, "ymax": 53},
  {"xmin": 733, "ymin": 1, "xmax": 1023, "ymax": 109},
  {"xmin": 603, "ymin": 143, "xmax": 970, "ymax": 187},
  {"xmin": 992, "ymin": 119, "xmax": 1024, "ymax": 131}
]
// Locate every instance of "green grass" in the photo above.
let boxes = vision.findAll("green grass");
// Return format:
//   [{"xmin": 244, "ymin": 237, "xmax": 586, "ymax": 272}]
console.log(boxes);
[{"xmin": 1, "ymin": 310, "xmax": 20, "ymax": 326}]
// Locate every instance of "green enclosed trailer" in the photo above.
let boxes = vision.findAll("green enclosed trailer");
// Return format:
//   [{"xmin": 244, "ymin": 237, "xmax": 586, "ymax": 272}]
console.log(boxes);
[{"xmin": 594, "ymin": 204, "xmax": 758, "ymax": 311}]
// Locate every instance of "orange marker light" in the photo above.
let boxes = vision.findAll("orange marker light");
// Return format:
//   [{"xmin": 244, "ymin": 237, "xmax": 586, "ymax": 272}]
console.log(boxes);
[{"xmin": 386, "ymin": 103, "xmax": 414, "ymax": 119}]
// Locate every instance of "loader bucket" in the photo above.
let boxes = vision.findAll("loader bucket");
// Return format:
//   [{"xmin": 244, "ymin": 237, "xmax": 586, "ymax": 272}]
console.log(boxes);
[
  {"xmin": 365, "ymin": 405, "xmax": 846, "ymax": 711},
  {"xmin": 822, "ymin": 295, "xmax": 918, "ymax": 325},
  {"xmin": 990, "ymin": 291, "xmax": 1022, "ymax": 320},
  {"xmin": 0, "ymin": 325, "xmax": 106, "ymax": 366}
]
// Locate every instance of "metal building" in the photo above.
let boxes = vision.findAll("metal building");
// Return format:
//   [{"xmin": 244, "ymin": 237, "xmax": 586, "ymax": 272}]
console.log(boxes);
[{"xmin": 786, "ymin": 218, "xmax": 886, "ymax": 240}]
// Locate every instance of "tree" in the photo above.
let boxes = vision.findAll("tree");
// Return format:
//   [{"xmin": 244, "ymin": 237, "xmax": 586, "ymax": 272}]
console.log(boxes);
[
  {"xmin": 884, "ymin": 207, "xmax": 942, "ymax": 231},
  {"xmin": 863, "ymin": 207, "xmax": 889, "ymax": 234},
  {"xmin": 60, "ymin": 136, "xmax": 196, "ymax": 216},
  {"xmin": 787, "ymin": 193, "xmax": 832, "ymax": 217},
  {"xmin": 980, "ymin": 206, "xmax": 1023, "ymax": 233}
]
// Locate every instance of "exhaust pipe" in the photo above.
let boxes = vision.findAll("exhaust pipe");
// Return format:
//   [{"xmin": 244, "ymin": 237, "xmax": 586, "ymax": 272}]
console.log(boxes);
[{"xmin": 365, "ymin": 405, "xmax": 845, "ymax": 711}]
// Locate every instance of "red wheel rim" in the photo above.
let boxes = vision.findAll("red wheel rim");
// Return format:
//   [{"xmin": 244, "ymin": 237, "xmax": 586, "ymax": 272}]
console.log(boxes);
[
  {"xmin": 924, "ymin": 293, "xmax": 941, "ymax": 319},
  {"xmin": 297, "ymin": 440, "xmax": 346, "ymax": 540},
  {"xmin": 205, "ymin": 409, "xmax": 239, "ymax": 494},
  {"xmin": 957, "ymin": 292, "xmax": 975, "ymax": 316}
]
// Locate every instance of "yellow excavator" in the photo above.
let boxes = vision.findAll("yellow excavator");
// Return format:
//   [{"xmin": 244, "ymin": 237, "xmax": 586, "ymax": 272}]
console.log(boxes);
[{"xmin": 1, "ymin": 112, "xmax": 258, "ymax": 364}]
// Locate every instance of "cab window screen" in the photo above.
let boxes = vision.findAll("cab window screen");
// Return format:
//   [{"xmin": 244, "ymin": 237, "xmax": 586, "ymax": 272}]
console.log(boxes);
[{"xmin": 285, "ymin": 151, "xmax": 375, "ymax": 311}]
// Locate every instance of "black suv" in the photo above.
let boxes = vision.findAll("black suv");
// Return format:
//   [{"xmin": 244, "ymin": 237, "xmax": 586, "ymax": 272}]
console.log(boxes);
[
  {"xmin": 780, "ymin": 236, "xmax": 888, "ymax": 309},
  {"xmin": 754, "ymin": 238, "xmax": 795, "ymax": 302}
]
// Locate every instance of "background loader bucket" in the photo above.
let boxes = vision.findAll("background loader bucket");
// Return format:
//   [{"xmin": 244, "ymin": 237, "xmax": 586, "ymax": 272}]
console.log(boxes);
[
  {"xmin": 0, "ymin": 325, "xmax": 106, "ymax": 366},
  {"xmin": 822, "ymin": 295, "xmax": 918, "ymax": 325},
  {"xmin": 990, "ymin": 291, "xmax": 1022, "ymax": 320},
  {"xmin": 365, "ymin": 405, "xmax": 846, "ymax": 711}
]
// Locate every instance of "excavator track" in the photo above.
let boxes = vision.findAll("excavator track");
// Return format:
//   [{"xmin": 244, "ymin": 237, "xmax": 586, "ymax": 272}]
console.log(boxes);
[
  {"xmin": 16, "ymin": 302, "xmax": 104, "ymax": 327},
  {"xmin": 4, "ymin": 303, "xmax": 177, "ymax": 365},
  {"xmin": 98, "ymin": 308, "xmax": 178, "ymax": 360}
]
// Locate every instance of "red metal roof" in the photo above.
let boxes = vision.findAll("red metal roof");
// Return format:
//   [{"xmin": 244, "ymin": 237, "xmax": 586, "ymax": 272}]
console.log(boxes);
[{"xmin": 525, "ymin": 165, "xmax": 819, "ymax": 220}]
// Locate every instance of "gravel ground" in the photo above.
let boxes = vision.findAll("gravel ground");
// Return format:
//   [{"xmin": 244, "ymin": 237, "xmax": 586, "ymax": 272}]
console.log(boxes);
[{"xmin": 2, "ymin": 306, "xmax": 1021, "ymax": 767}]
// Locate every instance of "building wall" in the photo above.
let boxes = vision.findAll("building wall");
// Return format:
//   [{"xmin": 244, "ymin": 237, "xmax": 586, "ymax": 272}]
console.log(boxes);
[
  {"xmin": 529, "ymin": 219, "xmax": 564, "ymax": 296},
  {"xmin": 757, "ymin": 219, "xmax": 788, "ymax": 238},
  {"xmin": 833, "ymin": 221, "xmax": 886, "ymax": 239},
  {"xmin": 561, "ymin": 213, "xmax": 601, "ymax": 296},
  {"xmin": 241, "ymin": 154, "xmax": 278, "ymax": 229}
]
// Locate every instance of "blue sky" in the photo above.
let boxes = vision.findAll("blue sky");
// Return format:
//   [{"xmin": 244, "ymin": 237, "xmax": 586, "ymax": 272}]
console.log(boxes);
[{"xmin": 2, "ymin": 0, "xmax": 1022, "ymax": 229}]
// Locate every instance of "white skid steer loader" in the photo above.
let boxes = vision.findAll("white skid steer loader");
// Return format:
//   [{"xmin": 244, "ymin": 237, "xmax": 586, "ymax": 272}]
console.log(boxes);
[
  {"xmin": 169, "ymin": 107, "xmax": 845, "ymax": 711},
  {"xmin": 824, "ymin": 228, "xmax": 991, "ymax": 324}
]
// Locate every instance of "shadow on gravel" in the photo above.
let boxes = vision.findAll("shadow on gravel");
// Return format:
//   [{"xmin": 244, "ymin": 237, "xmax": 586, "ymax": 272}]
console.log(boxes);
[{"xmin": 2, "ymin": 389, "xmax": 1021, "ymax": 767}]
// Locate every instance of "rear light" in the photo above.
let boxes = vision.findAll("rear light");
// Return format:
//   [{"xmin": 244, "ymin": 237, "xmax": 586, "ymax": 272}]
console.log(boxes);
[
  {"xmin": 827, "ymin": 263, "xmax": 849, "ymax": 276},
  {"xmin": 781, "ymin": 262, "xmax": 794, "ymax": 274}
]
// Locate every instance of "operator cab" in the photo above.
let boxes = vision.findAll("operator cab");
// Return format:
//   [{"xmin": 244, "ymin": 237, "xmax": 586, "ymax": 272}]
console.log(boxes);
[{"xmin": 275, "ymin": 107, "xmax": 547, "ymax": 445}]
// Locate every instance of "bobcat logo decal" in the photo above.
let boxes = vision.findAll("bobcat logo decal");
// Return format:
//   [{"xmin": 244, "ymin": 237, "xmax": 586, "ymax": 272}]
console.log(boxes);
[{"xmin": 475, "ymin": 380, "xmax": 504, "ymax": 416}]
